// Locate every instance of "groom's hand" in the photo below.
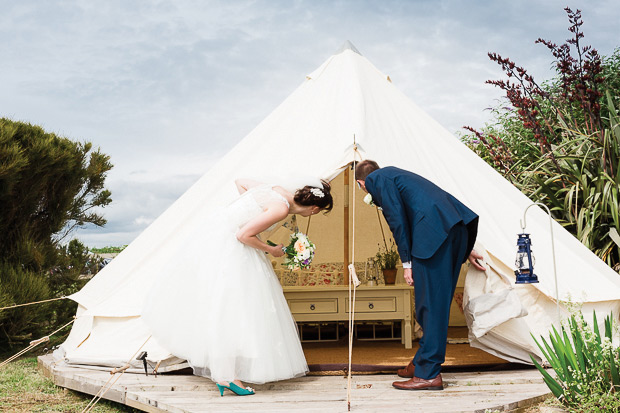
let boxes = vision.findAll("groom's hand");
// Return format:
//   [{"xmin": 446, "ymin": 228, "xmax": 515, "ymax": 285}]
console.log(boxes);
[
  {"xmin": 403, "ymin": 268, "xmax": 413, "ymax": 286},
  {"xmin": 468, "ymin": 250, "xmax": 487, "ymax": 271}
]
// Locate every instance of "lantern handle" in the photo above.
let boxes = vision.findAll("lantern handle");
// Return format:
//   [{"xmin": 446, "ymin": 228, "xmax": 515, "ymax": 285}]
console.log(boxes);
[
  {"xmin": 520, "ymin": 202, "xmax": 550, "ymax": 231},
  {"xmin": 520, "ymin": 202, "xmax": 561, "ymax": 324}
]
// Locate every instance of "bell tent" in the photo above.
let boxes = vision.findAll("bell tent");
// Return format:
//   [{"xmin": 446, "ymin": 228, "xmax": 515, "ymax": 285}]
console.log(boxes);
[{"xmin": 55, "ymin": 41, "xmax": 620, "ymax": 371}]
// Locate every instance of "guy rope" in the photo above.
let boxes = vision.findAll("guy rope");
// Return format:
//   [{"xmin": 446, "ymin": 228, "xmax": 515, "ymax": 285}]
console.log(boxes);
[
  {"xmin": 81, "ymin": 335, "xmax": 152, "ymax": 413},
  {"xmin": 0, "ymin": 296, "xmax": 67, "ymax": 311},
  {"xmin": 0, "ymin": 295, "xmax": 73, "ymax": 369},
  {"xmin": 346, "ymin": 145, "xmax": 362, "ymax": 411},
  {"xmin": 0, "ymin": 317, "xmax": 76, "ymax": 370}
]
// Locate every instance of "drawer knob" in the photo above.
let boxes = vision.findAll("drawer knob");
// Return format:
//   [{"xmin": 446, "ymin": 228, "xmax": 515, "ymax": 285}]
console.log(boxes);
[
  {"xmin": 310, "ymin": 304, "xmax": 316, "ymax": 311},
  {"xmin": 368, "ymin": 303, "xmax": 374, "ymax": 309}
]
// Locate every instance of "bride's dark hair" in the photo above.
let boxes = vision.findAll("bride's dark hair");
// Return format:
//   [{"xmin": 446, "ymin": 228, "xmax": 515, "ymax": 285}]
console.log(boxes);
[{"xmin": 294, "ymin": 180, "xmax": 333, "ymax": 212}]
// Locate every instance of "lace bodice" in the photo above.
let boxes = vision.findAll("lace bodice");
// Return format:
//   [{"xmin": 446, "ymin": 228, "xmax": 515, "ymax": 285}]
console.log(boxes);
[{"xmin": 227, "ymin": 184, "xmax": 290, "ymax": 231}]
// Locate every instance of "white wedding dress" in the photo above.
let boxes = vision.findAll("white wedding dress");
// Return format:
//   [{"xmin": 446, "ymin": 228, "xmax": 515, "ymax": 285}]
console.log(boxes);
[{"xmin": 141, "ymin": 184, "xmax": 309, "ymax": 384}]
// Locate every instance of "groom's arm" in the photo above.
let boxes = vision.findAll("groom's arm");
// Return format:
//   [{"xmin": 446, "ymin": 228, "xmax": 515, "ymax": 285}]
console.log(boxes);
[{"xmin": 368, "ymin": 175, "xmax": 412, "ymax": 264}]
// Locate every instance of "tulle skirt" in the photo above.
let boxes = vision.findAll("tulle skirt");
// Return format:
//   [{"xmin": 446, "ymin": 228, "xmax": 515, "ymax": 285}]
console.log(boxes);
[{"xmin": 141, "ymin": 208, "xmax": 308, "ymax": 384}]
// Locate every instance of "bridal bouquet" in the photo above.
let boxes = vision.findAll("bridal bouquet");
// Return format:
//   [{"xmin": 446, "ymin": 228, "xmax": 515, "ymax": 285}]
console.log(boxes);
[{"xmin": 282, "ymin": 232, "xmax": 316, "ymax": 270}]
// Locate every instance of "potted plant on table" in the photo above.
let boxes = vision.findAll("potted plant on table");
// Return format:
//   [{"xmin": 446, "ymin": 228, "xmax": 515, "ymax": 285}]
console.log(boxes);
[{"xmin": 375, "ymin": 242, "xmax": 400, "ymax": 285}]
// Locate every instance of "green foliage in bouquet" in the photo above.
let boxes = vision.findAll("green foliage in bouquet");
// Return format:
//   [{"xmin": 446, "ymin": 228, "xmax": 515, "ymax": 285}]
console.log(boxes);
[
  {"xmin": 375, "ymin": 241, "xmax": 399, "ymax": 270},
  {"xmin": 531, "ymin": 311, "xmax": 620, "ymax": 409}
]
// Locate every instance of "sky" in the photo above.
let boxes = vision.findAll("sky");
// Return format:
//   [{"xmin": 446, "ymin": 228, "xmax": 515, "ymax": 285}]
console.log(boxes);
[{"xmin": 2, "ymin": 0, "xmax": 619, "ymax": 248}]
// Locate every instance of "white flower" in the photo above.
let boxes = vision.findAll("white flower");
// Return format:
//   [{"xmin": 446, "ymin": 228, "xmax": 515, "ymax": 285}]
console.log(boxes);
[
  {"xmin": 310, "ymin": 188, "xmax": 324, "ymax": 198},
  {"xmin": 363, "ymin": 193, "xmax": 382, "ymax": 210}
]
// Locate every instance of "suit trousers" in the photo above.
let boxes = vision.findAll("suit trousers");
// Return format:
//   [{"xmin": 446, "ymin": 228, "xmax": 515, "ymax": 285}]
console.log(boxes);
[{"xmin": 411, "ymin": 222, "xmax": 469, "ymax": 379}]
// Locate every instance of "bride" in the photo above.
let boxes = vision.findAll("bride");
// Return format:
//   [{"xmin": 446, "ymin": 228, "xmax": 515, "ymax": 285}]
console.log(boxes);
[{"xmin": 142, "ymin": 179, "xmax": 333, "ymax": 396}]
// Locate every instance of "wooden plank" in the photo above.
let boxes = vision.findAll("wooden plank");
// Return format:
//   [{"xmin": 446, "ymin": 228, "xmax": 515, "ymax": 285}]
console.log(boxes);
[{"xmin": 125, "ymin": 397, "xmax": 167, "ymax": 413}]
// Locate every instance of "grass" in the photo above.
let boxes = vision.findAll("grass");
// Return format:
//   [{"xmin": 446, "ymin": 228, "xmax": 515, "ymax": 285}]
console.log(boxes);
[{"xmin": 0, "ymin": 357, "xmax": 138, "ymax": 412}]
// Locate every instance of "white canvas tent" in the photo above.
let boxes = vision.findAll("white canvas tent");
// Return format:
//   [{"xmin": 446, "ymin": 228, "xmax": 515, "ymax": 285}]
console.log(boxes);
[{"xmin": 56, "ymin": 42, "xmax": 620, "ymax": 372}]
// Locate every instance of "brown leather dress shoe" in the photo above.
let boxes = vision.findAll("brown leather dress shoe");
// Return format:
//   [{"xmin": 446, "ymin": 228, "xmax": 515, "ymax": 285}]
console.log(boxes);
[
  {"xmin": 397, "ymin": 361, "xmax": 415, "ymax": 378},
  {"xmin": 392, "ymin": 374, "xmax": 443, "ymax": 391}
]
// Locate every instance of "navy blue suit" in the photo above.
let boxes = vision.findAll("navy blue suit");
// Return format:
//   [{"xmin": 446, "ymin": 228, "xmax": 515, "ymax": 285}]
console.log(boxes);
[{"xmin": 365, "ymin": 167, "xmax": 478, "ymax": 379}]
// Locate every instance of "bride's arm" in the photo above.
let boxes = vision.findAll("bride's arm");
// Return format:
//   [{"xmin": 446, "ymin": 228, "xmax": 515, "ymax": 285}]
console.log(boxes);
[
  {"xmin": 235, "ymin": 179, "xmax": 262, "ymax": 195},
  {"xmin": 236, "ymin": 202, "xmax": 288, "ymax": 257}
]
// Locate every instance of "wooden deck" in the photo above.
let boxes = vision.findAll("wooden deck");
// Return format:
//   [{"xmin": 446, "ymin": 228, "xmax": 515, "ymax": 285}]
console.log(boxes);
[{"xmin": 38, "ymin": 355, "xmax": 551, "ymax": 412}]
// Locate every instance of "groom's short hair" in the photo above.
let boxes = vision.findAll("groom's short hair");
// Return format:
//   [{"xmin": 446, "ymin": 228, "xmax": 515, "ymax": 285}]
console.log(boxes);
[{"xmin": 355, "ymin": 160, "xmax": 380, "ymax": 181}]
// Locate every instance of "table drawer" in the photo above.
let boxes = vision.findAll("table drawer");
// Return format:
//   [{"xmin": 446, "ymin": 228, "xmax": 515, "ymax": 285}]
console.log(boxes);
[
  {"xmin": 346, "ymin": 297, "xmax": 396, "ymax": 313},
  {"xmin": 288, "ymin": 299, "xmax": 338, "ymax": 314}
]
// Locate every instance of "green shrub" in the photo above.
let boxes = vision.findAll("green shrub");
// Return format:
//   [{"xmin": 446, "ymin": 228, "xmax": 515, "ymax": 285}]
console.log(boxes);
[
  {"xmin": 0, "ymin": 117, "xmax": 112, "ymax": 269},
  {"xmin": 531, "ymin": 311, "xmax": 620, "ymax": 409},
  {"xmin": 0, "ymin": 118, "xmax": 111, "ymax": 348},
  {"xmin": 0, "ymin": 262, "xmax": 50, "ymax": 345}
]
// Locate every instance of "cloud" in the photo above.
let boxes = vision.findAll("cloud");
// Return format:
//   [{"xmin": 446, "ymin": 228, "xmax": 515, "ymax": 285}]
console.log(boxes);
[{"xmin": 2, "ymin": 0, "xmax": 618, "ymax": 246}]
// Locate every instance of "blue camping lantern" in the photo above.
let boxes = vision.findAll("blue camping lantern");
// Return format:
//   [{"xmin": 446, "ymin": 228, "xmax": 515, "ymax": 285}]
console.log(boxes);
[{"xmin": 514, "ymin": 233, "xmax": 539, "ymax": 284}]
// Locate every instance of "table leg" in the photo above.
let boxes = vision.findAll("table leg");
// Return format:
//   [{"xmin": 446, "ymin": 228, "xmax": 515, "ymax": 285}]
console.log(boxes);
[{"xmin": 404, "ymin": 320, "xmax": 412, "ymax": 349}]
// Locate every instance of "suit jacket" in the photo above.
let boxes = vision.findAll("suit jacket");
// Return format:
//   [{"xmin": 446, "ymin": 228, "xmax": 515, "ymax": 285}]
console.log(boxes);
[{"xmin": 365, "ymin": 167, "xmax": 478, "ymax": 261}]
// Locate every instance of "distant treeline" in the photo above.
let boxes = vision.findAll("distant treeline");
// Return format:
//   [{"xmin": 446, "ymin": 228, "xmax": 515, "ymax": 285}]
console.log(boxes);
[{"xmin": 90, "ymin": 245, "xmax": 127, "ymax": 254}]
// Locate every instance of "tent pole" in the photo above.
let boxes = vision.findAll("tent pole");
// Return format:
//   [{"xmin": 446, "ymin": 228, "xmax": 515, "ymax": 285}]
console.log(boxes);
[
  {"xmin": 344, "ymin": 167, "xmax": 350, "ymax": 285},
  {"xmin": 376, "ymin": 207, "xmax": 389, "ymax": 251}
]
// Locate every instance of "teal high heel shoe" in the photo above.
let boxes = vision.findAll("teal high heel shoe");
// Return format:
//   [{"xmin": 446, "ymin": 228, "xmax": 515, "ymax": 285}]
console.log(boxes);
[{"xmin": 216, "ymin": 382, "xmax": 255, "ymax": 396}]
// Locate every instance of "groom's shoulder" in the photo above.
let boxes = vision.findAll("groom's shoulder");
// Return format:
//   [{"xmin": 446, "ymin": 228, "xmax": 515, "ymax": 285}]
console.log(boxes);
[
  {"xmin": 380, "ymin": 166, "xmax": 416, "ymax": 178},
  {"xmin": 368, "ymin": 166, "xmax": 416, "ymax": 184}
]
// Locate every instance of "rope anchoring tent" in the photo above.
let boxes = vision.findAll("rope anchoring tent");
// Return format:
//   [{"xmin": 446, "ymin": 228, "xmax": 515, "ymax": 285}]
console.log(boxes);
[
  {"xmin": 0, "ymin": 317, "xmax": 76, "ymax": 370},
  {"xmin": 0, "ymin": 296, "xmax": 67, "ymax": 312},
  {"xmin": 81, "ymin": 335, "xmax": 152, "ymax": 413},
  {"xmin": 346, "ymin": 150, "xmax": 362, "ymax": 411}
]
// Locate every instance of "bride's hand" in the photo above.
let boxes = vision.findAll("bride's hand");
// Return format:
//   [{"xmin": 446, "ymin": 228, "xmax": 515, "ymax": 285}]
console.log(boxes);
[{"xmin": 269, "ymin": 244, "xmax": 285, "ymax": 258}]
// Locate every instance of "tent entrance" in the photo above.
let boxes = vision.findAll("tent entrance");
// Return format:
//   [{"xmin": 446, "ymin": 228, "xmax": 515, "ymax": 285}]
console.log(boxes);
[{"xmin": 267, "ymin": 163, "xmax": 466, "ymax": 315}]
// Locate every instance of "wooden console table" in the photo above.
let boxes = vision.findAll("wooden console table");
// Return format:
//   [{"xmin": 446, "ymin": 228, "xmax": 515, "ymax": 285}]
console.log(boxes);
[{"xmin": 282, "ymin": 285, "xmax": 415, "ymax": 349}]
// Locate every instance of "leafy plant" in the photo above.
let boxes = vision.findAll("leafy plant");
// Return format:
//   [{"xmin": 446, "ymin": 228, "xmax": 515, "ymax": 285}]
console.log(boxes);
[
  {"xmin": 375, "ymin": 241, "xmax": 399, "ymax": 270},
  {"xmin": 462, "ymin": 8, "xmax": 620, "ymax": 271},
  {"xmin": 530, "ymin": 311, "xmax": 620, "ymax": 408}
]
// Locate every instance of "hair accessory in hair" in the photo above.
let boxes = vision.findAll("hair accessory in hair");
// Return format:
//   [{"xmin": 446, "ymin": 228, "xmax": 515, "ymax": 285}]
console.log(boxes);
[{"xmin": 310, "ymin": 188, "xmax": 324, "ymax": 198}]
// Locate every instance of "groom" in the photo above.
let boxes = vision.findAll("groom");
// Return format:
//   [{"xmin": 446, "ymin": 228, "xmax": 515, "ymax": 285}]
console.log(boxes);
[{"xmin": 355, "ymin": 160, "xmax": 485, "ymax": 391}]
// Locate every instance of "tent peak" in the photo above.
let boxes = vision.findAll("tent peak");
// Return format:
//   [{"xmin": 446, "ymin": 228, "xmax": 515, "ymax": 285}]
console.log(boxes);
[{"xmin": 335, "ymin": 40, "xmax": 361, "ymax": 56}]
